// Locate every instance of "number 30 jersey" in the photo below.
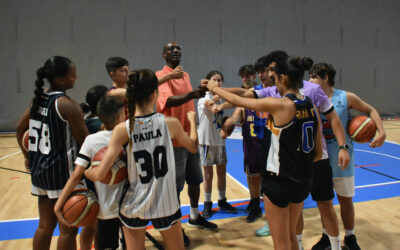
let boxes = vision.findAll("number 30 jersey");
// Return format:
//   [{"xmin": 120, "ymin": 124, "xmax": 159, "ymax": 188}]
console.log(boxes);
[
  {"xmin": 264, "ymin": 94, "xmax": 318, "ymax": 187},
  {"xmin": 120, "ymin": 113, "xmax": 179, "ymax": 219},
  {"xmin": 29, "ymin": 91, "xmax": 77, "ymax": 190}
]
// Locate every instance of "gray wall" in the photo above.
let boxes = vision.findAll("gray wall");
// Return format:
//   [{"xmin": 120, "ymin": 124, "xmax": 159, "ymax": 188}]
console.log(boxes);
[{"xmin": 0, "ymin": 0, "xmax": 399, "ymax": 131}]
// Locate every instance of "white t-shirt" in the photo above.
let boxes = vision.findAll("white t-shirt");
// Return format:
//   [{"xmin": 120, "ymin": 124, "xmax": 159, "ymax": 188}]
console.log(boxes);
[
  {"xmin": 197, "ymin": 91, "xmax": 225, "ymax": 146},
  {"xmin": 75, "ymin": 130, "xmax": 125, "ymax": 220}
]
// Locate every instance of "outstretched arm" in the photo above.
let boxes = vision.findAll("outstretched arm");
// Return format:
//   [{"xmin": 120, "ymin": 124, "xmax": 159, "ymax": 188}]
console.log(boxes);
[
  {"xmin": 166, "ymin": 112, "xmax": 198, "ymax": 153},
  {"xmin": 220, "ymin": 107, "xmax": 243, "ymax": 139},
  {"xmin": 166, "ymin": 86, "xmax": 206, "ymax": 107},
  {"xmin": 107, "ymin": 88, "xmax": 126, "ymax": 101},
  {"xmin": 347, "ymin": 92, "xmax": 386, "ymax": 148}
]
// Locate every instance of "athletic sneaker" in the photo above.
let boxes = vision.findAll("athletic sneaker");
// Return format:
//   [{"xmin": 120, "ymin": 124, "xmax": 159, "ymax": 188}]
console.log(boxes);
[
  {"xmin": 344, "ymin": 235, "xmax": 361, "ymax": 250},
  {"xmin": 312, "ymin": 233, "xmax": 331, "ymax": 250},
  {"xmin": 182, "ymin": 229, "xmax": 190, "ymax": 247},
  {"xmin": 188, "ymin": 214, "xmax": 218, "ymax": 230},
  {"xmin": 245, "ymin": 199, "xmax": 253, "ymax": 213},
  {"xmin": 217, "ymin": 198, "xmax": 237, "ymax": 213},
  {"xmin": 246, "ymin": 205, "xmax": 262, "ymax": 223},
  {"xmin": 255, "ymin": 222, "xmax": 271, "ymax": 237},
  {"xmin": 202, "ymin": 201, "xmax": 213, "ymax": 219}
]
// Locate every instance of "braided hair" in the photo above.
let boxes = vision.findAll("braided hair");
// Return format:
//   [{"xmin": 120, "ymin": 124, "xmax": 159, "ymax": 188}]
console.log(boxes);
[
  {"xmin": 31, "ymin": 56, "xmax": 72, "ymax": 115},
  {"xmin": 126, "ymin": 69, "xmax": 158, "ymax": 147}
]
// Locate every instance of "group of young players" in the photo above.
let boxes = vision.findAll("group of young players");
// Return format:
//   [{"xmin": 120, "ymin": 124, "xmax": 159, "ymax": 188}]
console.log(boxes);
[{"xmin": 15, "ymin": 41, "xmax": 386, "ymax": 250}]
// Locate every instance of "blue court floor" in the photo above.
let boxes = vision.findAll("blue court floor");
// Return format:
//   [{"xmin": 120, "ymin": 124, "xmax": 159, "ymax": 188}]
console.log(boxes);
[{"xmin": 1, "ymin": 136, "xmax": 399, "ymax": 241}]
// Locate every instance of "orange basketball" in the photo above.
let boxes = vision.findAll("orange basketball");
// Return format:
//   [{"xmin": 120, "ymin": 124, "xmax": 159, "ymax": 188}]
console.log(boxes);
[
  {"xmin": 22, "ymin": 130, "xmax": 29, "ymax": 153},
  {"xmin": 347, "ymin": 115, "xmax": 377, "ymax": 143},
  {"xmin": 62, "ymin": 189, "xmax": 99, "ymax": 227},
  {"xmin": 91, "ymin": 147, "xmax": 127, "ymax": 185}
]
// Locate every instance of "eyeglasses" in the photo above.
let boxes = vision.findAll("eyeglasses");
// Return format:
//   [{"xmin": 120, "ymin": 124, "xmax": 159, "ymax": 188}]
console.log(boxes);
[{"xmin": 166, "ymin": 45, "xmax": 182, "ymax": 51}]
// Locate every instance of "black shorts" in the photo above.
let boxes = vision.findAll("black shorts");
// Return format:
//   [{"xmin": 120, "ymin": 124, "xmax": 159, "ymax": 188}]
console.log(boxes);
[
  {"xmin": 97, "ymin": 218, "xmax": 121, "ymax": 250},
  {"xmin": 119, "ymin": 209, "xmax": 181, "ymax": 231},
  {"xmin": 261, "ymin": 172, "xmax": 310, "ymax": 208},
  {"xmin": 310, "ymin": 159, "xmax": 334, "ymax": 201},
  {"xmin": 244, "ymin": 163, "xmax": 262, "ymax": 176}
]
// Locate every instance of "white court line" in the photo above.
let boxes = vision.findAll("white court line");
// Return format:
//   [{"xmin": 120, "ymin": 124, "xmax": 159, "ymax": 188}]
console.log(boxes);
[
  {"xmin": 2, "ymin": 180, "xmax": 400, "ymax": 224},
  {"xmin": 0, "ymin": 217, "xmax": 39, "ymax": 223},
  {"xmin": 385, "ymin": 140, "xmax": 400, "ymax": 146},
  {"xmin": 0, "ymin": 151, "xmax": 21, "ymax": 161},
  {"xmin": 226, "ymin": 172, "xmax": 249, "ymax": 192},
  {"xmin": 355, "ymin": 180, "xmax": 400, "ymax": 189},
  {"xmin": 354, "ymin": 149, "xmax": 400, "ymax": 160}
]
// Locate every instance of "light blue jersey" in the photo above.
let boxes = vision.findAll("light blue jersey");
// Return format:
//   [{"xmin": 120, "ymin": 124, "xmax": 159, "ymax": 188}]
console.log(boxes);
[{"xmin": 322, "ymin": 89, "xmax": 355, "ymax": 177}]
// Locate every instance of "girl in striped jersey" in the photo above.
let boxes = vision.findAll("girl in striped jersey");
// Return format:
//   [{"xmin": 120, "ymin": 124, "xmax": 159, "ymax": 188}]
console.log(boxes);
[
  {"xmin": 206, "ymin": 57, "xmax": 323, "ymax": 250},
  {"xmin": 85, "ymin": 69, "xmax": 198, "ymax": 250},
  {"xmin": 16, "ymin": 56, "xmax": 89, "ymax": 250}
]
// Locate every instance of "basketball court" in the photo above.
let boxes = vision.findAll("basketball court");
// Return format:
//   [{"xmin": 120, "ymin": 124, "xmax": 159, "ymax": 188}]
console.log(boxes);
[{"xmin": 0, "ymin": 119, "xmax": 399, "ymax": 249}]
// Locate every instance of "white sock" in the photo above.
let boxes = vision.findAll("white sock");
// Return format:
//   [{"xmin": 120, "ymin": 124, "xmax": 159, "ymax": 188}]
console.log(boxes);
[
  {"xmin": 218, "ymin": 190, "xmax": 226, "ymax": 200},
  {"xmin": 204, "ymin": 192, "xmax": 212, "ymax": 202},
  {"xmin": 328, "ymin": 234, "xmax": 341, "ymax": 250},
  {"xmin": 345, "ymin": 229, "xmax": 354, "ymax": 237},
  {"xmin": 322, "ymin": 228, "xmax": 328, "ymax": 235},
  {"xmin": 296, "ymin": 234, "xmax": 303, "ymax": 250},
  {"xmin": 190, "ymin": 207, "xmax": 199, "ymax": 220}
]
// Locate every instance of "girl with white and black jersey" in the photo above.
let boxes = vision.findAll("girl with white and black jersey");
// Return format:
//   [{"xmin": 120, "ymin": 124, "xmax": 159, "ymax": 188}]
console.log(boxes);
[
  {"xmin": 16, "ymin": 56, "xmax": 88, "ymax": 250},
  {"xmin": 85, "ymin": 69, "xmax": 199, "ymax": 250}
]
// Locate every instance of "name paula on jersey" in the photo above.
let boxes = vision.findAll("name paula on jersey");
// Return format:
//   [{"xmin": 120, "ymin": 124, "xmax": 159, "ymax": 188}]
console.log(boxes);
[{"xmin": 133, "ymin": 129, "xmax": 162, "ymax": 143}]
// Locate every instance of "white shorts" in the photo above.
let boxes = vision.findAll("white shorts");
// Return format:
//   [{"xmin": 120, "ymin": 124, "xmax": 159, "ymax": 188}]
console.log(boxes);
[
  {"xmin": 31, "ymin": 183, "xmax": 86, "ymax": 199},
  {"xmin": 31, "ymin": 185, "xmax": 63, "ymax": 199},
  {"xmin": 333, "ymin": 176, "xmax": 355, "ymax": 197},
  {"xmin": 199, "ymin": 145, "xmax": 227, "ymax": 167}
]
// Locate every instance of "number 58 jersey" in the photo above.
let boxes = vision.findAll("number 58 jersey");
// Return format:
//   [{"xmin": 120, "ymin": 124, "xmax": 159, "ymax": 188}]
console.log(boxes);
[
  {"xmin": 29, "ymin": 91, "xmax": 77, "ymax": 191},
  {"xmin": 121, "ymin": 113, "xmax": 180, "ymax": 219}
]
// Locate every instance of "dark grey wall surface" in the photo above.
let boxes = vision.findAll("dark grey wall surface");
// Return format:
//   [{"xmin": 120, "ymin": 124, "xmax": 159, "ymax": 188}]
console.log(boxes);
[{"xmin": 0, "ymin": 0, "xmax": 399, "ymax": 131}]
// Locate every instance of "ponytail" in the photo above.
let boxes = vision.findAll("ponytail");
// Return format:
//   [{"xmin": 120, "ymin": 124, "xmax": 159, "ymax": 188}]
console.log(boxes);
[
  {"xmin": 31, "ymin": 56, "xmax": 73, "ymax": 115},
  {"xmin": 31, "ymin": 67, "xmax": 46, "ymax": 114},
  {"xmin": 126, "ymin": 70, "xmax": 139, "ymax": 148}
]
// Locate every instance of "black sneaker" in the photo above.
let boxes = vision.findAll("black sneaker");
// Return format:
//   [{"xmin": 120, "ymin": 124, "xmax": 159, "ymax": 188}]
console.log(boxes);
[
  {"xmin": 245, "ymin": 199, "xmax": 254, "ymax": 213},
  {"xmin": 182, "ymin": 229, "xmax": 190, "ymax": 247},
  {"xmin": 246, "ymin": 205, "xmax": 262, "ymax": 223},
  {"xmin": 202, "ymin": 201, "xmax": 213, "ymax": 219},
  {"xmin": 217, "ymin": 198, "xmax": 237, "ymax": 213},
  {"xmin": 311, "ymin": 233, "xmax": 331, "ymax": 250},
  {"xmin": 344, "ymin": 235, "xmax": 361, "ymax": 250},
  {"xmin": 187, "ymin": 215, "xmax": 218, "ymax": 231}
]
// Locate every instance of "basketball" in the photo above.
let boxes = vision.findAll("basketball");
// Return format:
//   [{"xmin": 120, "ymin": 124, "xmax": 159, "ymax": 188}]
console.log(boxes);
[
  {"xmin": 347, "ymin": 115, "xmax": 377, "ymax": 143},
  {"xmin": 62, "ymin": 189, "xmax": 99, "ymax": 227},
  {"xmin": 21, "ymin": 130, "xmax": 29, "ymax": 153},
  {"xmin": 91, "ymin": 146, "xmax": 127, "ymax": 185}
]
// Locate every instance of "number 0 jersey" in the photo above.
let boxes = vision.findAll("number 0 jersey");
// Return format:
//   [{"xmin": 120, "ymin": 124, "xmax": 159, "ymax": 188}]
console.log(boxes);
[
  {"xmin": 120, "ymin": 113, "xmax": 179, "ymax": 219},
  {"xmin": 29, "ymin": 91, "xmax": 77, "ymax": 190},
  {"xmin": 264, "ymin": 94, "xmax": 318, "ymax": 187}
]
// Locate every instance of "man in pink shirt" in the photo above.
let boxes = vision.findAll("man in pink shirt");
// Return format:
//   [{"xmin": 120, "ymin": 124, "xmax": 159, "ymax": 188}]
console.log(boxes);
[{"xmin": 156, "ymin": 41, "xmax": 217, "ymax": 246}]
